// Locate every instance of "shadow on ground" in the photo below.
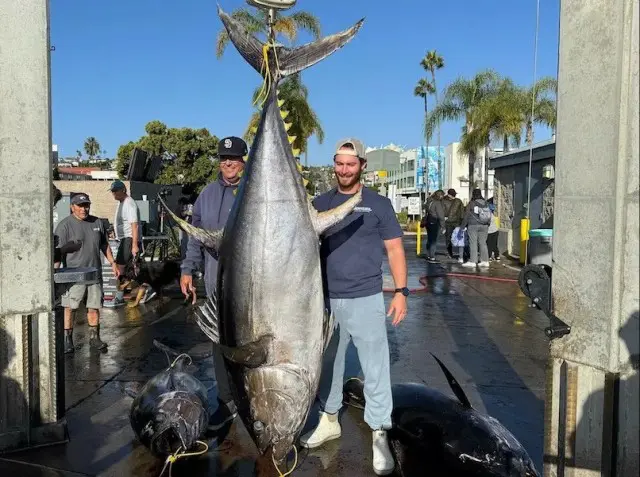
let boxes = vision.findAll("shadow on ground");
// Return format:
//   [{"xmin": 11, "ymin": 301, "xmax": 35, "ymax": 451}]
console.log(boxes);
[{"xmin": 0, "ymin": 237, "xmax": 549, "ymax": 476}]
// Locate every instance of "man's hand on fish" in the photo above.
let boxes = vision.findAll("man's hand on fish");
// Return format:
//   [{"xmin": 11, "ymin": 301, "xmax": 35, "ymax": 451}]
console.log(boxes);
[
  {"xmin": 387, "ymin": 294, "xmax": 407, "ymax": 326},
  {"xmin": 180, "ymin": 274, "xmax": 197, "ymax": 304}
]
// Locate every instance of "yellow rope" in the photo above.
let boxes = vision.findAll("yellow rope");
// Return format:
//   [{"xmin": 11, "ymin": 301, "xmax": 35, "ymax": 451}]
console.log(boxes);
[
  {"xmin": 271, "ymin": 445, "xmax": 298, "ymax": 477},
  {"xmin": 253, "ymin": 42, "xmax": 281, "ymax": 108},
  {"xmin": 158, "ymin": 440, "xmax": 209, "ymax": 477}
]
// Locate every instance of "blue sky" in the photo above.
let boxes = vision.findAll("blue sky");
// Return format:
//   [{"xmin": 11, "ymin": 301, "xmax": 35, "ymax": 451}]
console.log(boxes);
[{"xmin": 50, "ymin": 0, "xmax": 560, "ymax": 166}]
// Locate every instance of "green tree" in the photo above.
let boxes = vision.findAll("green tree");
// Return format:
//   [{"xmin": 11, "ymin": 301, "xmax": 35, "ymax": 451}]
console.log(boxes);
[
  {"xmin": 115, "ymin": 121, "xmax": 219, "ymax": 193},
  {"xmin": 414, "ymin": 78, "xmax": 435, "ymax": 193},
  {"xmin": 83, "ymin": 137, "xmax": 100, "ymax": 160},
  {"xmin": 244, "ymin": 73, "xmax": 324, "ymax": 156},
  {"xmin": 115, "ymin": 141, "xmax": 137, "ymax": 178},
  {"xmin": 420, "ymin": 50, "xmax": 445, "ymax": 188},
  {"xmin": 425, "ymin": 70, "xmax": 500, "ymax": 196},
  {"xmin": 216, "ymin": 6, "xmax": 323, "ymax": 160},
  {"xmin": 521, "ymin": 77, "xmax": 557, "ymax": 145}
]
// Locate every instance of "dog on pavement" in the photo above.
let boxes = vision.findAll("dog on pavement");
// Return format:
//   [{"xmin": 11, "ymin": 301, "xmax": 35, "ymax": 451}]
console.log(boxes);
[{"xmin": 118, "ymin": 257, "xmax": 182, "ymax": 307}]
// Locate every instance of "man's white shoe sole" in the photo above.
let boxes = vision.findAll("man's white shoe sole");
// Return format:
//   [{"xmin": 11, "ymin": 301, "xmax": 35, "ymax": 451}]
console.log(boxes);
[
  {"xmin": 373, "ymin": 466, "xmax": 394, "ymax": 476},
  {"xmin": 300, "ymin": 430, "xmax": 341, "ymax": 449}
]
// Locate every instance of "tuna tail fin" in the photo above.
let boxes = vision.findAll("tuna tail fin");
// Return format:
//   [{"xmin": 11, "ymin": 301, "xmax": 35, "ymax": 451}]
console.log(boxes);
[
  {"xmin": 342, "ymin": 377, "xmax": 365, "ymax": 410},
  {"xmin": 430, "ymin": 353, "xmax": 473, "ymax": 409},
  {"xmin": 218, "ymin": 5, "xmax": 364, "ymax": 82},
  {"xmin": 153, "ymin": 339, "xmax": 182, "ymax": 366}
]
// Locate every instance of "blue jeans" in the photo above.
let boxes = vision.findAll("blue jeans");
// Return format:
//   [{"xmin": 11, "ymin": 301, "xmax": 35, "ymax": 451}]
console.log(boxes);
[{"xmin": 323, "ymin": 293, "xmax": 393, "ymax": 430}]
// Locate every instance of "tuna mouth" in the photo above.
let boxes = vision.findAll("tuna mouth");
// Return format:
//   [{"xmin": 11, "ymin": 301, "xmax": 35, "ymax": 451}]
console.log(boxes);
[
  {"xmin": 149, "ymin": 393, "xmax": 209, "ymax": 456},
  {"xmin": 151, "ymin": 426, "xmax": 185, "ymax": 456}
]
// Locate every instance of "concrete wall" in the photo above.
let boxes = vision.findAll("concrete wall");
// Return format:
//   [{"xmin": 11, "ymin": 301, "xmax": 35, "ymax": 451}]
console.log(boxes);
[
  {"xmin": 0, "ymin": 0, "xmax": 66, "ymax": 451},
  {"xmin": 54, "ymin": 180, "xmax": 183, "ymax": 224},
  {"xmin": 545, "ymin": 0, "xmax": 639, "ymax": 475}
]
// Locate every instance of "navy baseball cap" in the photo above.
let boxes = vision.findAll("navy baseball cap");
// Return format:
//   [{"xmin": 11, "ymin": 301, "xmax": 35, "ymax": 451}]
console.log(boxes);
[
  {"xmin": 218, "ymin": 136, "xmax": 248, "ymax": 159},
  {"xmin": 108, "ymin": 180, "xmax": 126, "ymax": 191},
  {"xmin": 70, "ymin": 193, "xmax": 91, "ymax": 205}
]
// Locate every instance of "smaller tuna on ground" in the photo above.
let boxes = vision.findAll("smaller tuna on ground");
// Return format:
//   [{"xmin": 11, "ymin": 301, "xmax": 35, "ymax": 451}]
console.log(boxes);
[
  {"xmin": 342, "ymin": 354, "xmax": 541, "ymax": 477},
  {"xmin": 127, "ymin": 340, "xmax": 210, "ymax": 458}
]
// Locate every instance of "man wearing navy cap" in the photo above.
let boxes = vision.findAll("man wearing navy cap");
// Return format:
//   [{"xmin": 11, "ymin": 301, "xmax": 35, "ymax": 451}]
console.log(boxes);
[
  {"xmin": 54, "ymin": 193, "xmax": 119, "ymax": 353},
  {"xmin": 109, "ymin": 180, "xmax": 141, "ymax": 296},
  {"xmin": 180, "ymin": 135, "xmax": 248, "ymax": 430}
]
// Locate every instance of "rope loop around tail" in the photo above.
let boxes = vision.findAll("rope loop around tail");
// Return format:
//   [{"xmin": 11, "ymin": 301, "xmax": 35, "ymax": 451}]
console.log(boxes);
[
  {"xmin": 271, "ymin": 445, "xmax": 298, "ymax": 477},
  {"xmin": 253, "ymin": 41, "xmax": 281, "ymax": 108}
]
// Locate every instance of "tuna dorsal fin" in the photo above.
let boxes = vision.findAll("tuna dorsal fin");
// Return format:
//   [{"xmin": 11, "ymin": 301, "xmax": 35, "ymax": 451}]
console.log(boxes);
[
  {"xmin": 218, "ymin": 5, "xmax": 364, "ymax": 82},
  {"xmin": 430, "ymin": 353, "xmax": 473, "ymax": 409}
]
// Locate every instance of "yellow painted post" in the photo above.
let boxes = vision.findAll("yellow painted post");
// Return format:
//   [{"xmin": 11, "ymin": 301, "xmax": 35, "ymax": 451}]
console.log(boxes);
[
  {"xmin": 416, "ymin": 221, "xmax": 421, "ymax": 256},
  {"xmin": 520, "ymin": 217, "xmax": 530, "ymax": 264}
]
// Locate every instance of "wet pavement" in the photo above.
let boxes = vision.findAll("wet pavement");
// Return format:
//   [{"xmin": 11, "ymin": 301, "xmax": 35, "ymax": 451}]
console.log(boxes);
[{"xmin": 0, "ymin": 236, "xmax": 550, "ymax": 477}]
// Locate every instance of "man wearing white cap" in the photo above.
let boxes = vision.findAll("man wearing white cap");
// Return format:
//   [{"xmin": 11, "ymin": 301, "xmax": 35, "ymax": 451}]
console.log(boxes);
[{"xmin": 300, "ymin": 138, "xmax": 408, "ymax": 475}]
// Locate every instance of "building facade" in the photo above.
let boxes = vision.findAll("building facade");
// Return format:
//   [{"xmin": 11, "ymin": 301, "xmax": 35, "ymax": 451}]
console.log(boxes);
[{"xmin": 490, "ymin": 138, "xmax": 555, "ymax": 256}]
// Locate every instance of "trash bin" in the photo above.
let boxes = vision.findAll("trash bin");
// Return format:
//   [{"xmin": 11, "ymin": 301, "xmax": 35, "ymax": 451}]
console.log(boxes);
[{"xmin": 528, "ymin": 229, "xmax": 553, "ymax": 267}]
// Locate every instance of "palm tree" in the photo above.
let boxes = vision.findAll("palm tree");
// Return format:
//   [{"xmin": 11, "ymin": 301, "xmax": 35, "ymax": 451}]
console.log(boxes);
[
  {"xmin": 521, "ymin": 76, "xmax": 557, "ymax": 145},
  {"xmin": 425, "ymin": 70, "xmax": 500, "ymax": 196},
  {"xmin": 216, "ymin": 6, "xmax": 323, "ymax": 162},
  {"xmin": 216, "ymin": 8, "xmax": 321, "ymax": 58},
  {"xmin": 472, "ymin": 77, "xmax": 524, "ymax": 152},
  {"xmin": 244, "ymin": 72, "xmax": 324, "ymax": 157},
  {"xmin": 414, "ymin": 78, "xmax": 435, "ymax": 194},
  {"xmin": 83, "ymin": 137, "xmax": 100, "ymax": 160},
  {"xmin": 420, "ymin": 50, "xmax": 445, "ymax": 188}
]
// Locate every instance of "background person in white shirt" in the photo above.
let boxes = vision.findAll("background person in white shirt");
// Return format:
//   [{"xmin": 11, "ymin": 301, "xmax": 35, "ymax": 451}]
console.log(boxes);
[{"xmin": 109, "ymin": 180, "xmax": 141, "ymax": 279}]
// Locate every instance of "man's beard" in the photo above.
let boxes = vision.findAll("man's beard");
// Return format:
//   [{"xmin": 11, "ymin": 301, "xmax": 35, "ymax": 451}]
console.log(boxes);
[{"xmin": 335, "ymin": 170, "xmax": 362, "ymax": 189}]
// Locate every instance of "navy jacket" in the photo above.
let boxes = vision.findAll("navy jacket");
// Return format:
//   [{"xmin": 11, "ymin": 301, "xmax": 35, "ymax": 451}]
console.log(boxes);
[{"xmin": 180, "ymin": 173, "xmax": 239, "ymax": 295}]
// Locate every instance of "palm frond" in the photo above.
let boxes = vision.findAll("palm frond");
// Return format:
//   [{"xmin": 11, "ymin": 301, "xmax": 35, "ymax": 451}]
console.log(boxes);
[
  {"xmin": 274, "ymin": 17, "xmax": 297, "ymax": 43},
  {"xmin": 425, "ymin": 99, "xmax": 464, "ymax": 141},
  {"xmin": 289, "ymin": 11, "xmax": 321, "ymax": 39}
]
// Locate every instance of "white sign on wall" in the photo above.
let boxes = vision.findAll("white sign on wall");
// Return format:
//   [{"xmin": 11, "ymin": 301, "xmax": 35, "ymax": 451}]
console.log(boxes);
[{"xmin": 408, "ymin": 197, "xmax": 421, "ymax": 216}]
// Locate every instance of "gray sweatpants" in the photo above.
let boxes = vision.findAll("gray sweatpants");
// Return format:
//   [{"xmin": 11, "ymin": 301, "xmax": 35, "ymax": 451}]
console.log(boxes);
[
  {"xmin": 467, "ymin": 224, "xmax": 489, "ymax": 263},
  {"xmin": 323, "ymin": 293, "xmax": 393, "ymax": 430}
]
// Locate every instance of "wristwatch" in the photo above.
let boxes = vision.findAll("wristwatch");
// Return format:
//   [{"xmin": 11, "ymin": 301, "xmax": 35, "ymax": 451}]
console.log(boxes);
[{"xmin": 394, "ymin": 287, "xmax": 410, "ymax": 297}]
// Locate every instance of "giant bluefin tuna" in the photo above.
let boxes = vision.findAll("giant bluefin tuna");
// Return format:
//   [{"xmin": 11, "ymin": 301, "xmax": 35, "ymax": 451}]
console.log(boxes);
[
  {"xmin": 128, "ymin": 340, "xmax": 210, "ymax": 457},
  {"xmin": 158, "ymin": 4, "xmax": 365, "ymax": 466},
  {"xmin": 342, "ymin": 354, "xmax": 541, "ymax": 477}
]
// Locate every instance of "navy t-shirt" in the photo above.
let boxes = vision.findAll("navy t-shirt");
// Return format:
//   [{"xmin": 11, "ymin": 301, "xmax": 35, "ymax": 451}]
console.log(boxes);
[{"xmin": 312, "ymin": 187, "xmax": 403, "ymax": 299}]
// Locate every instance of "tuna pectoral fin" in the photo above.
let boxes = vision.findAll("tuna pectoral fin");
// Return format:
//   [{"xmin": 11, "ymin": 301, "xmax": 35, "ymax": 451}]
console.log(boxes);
[
  {"xmin": 157, "ymin": 194, "xmax": 223, "ymax": 253},
  {"xmin": 430, "ymin": 353, "xmax": 473, "ymax": 409},
  {"xmin": 219, "ymin": 335, "xmax": 273, "ymax": 369},
  {"xmin": 322, "ymin": 309, "xmax": 335, "ymax": 353},
  {"xmin": 310, "ymin": 187, "xmax": 363, "ymax": 235},
  {"xmin": 218, "ymin": 5, "xmax": 364, "ymax": 80}
]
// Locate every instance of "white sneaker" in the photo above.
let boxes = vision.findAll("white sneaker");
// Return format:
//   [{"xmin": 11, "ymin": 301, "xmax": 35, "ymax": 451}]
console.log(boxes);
[
  {"xmin": 461, "ymin": 262, "xmax": 476, "ymax": 268},
  {"xmin": 299, "ymin": 412, "xmax": 341, "ymax": 449},
  {"xmin": 372, "ymin": 430, "xmax": 394, "ymax": 475},
  {"xmin": 458, "ymin": 258, "xmax": 464, "ymax": 264},
  {"xmin": 478, "ymin": 261, "xmax": 490, "ymax": 268}
]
